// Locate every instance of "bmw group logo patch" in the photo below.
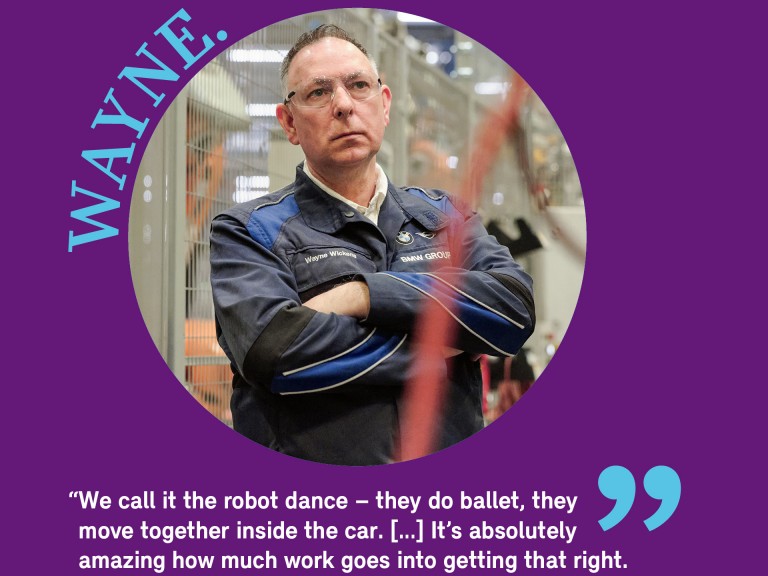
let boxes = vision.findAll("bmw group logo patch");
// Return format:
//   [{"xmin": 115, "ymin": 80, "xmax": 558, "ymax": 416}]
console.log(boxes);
[{"xmin": 396, "ymin": 231, "xmax": 414, "ymax": 245}]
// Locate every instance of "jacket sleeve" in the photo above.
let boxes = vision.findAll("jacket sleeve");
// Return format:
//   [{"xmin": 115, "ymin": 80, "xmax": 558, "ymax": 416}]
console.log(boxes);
[
  {"xmin": 361, "ymin": 202, "xmax": 535, "ymax": 357},
  {"xmin": 210, "ymin": 214, "xmax": 415, "ymax": 395}
]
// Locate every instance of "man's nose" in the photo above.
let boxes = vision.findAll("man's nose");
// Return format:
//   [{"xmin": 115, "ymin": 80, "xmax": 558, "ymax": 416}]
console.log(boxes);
[{"xmin": 331, "ymin": 86, "xmax": 354, "ymax": 118}]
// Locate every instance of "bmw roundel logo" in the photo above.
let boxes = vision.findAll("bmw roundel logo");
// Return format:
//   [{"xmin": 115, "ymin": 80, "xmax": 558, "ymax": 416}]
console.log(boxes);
[{"xmin": 396, "ymin": 231, "xmax": 414, "ymax": 245}]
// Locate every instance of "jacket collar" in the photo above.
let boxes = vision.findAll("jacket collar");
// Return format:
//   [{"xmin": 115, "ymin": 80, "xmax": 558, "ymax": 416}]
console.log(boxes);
[
  {"xmin": 292, "ymin": 164, "xmax": 450, "ymax": 233},
  {"xmin": 293, "ymin": 166, "xmax": 352, "ymax": 233}
]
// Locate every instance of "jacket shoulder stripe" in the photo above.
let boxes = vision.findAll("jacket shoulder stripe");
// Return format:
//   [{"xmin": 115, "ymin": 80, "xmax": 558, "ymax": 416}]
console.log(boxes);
[
  {"xmin": 245, "ymin": 192, "xmax": 299, "ymax": 249},
  {"xmin": 403, "ymin": 186, "xmax": 458, "ymax": 218}
]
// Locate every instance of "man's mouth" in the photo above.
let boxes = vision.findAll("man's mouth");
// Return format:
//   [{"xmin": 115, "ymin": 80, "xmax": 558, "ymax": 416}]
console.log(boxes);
[{"xmin": 332, "ymin": 132, "xmax": 363, "ymax": 141}]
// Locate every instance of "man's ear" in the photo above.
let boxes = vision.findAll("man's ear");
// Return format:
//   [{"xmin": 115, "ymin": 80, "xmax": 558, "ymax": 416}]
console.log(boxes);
[
  {"xmin": 276, "ymin": 104, "xmax": 300, "ymax": 145},
  {"xmin": 381, "ymin": 84, "xmax": 392, "ymax": 127}
]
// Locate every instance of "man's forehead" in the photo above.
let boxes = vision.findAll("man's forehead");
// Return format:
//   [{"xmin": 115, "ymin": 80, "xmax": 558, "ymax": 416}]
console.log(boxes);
[
  {"xmin": 302, "ymin": 70, "xmax": 369, "ymax": 86},
  {"xmin": 288, "ymin": 37, "xmax": 372, "ymax": 82}
]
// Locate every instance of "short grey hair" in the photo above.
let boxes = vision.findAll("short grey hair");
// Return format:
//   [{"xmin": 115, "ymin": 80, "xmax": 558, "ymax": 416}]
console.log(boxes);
[{"xmin": 280, "ymin": 24, "xmax": 378, "ymax": 95}]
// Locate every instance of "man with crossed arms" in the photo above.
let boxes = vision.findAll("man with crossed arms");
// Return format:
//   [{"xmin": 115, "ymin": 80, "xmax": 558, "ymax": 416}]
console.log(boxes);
[{"xmin": 211, "ymin": 25, "xmax": 535, "ymax": 465}]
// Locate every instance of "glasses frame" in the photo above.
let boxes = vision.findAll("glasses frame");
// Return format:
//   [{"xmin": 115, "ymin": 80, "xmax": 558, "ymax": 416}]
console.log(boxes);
[{"xmin": 284, "ymin": 77, "xmax": 383, "ymax": 108}]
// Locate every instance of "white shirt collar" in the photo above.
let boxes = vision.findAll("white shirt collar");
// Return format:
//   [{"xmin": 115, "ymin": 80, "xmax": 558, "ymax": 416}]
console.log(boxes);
[{"xmin": 303, "ymin": 162, "xmax": 388, "ymax": 226}]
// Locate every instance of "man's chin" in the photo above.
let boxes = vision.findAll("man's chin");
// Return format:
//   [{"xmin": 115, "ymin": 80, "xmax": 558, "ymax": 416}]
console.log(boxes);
[{"xmin": 327, "ymin": 148, "xmax": 377, "ymax": 167}]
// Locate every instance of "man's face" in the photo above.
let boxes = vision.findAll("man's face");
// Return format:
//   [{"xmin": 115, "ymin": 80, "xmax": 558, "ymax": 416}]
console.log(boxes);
[{"xmin": 276, "ymin": 37, "xmax": 392, "ymax": 174}]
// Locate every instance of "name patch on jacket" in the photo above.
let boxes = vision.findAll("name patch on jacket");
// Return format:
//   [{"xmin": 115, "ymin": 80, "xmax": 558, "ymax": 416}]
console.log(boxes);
[
  {"xmin": 304, "ymin": 249, "xmax": 358, "ymax": 264},
  {"xmin": 400, "ymin": 250, "xmax": 451, "ymax": 263}
]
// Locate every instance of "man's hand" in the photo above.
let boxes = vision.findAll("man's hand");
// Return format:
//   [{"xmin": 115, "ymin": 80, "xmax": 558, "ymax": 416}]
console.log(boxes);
[
  {"xmin": 303, "ymin": 281, "xmax": 371, "ymax": 320},
  {"xmin": 304, "ymin": 281, "xmax": 462, "ymax": 358},
  {"xmin": 304, "ymin": 281, "xmax": 465, "ymax": 358}
]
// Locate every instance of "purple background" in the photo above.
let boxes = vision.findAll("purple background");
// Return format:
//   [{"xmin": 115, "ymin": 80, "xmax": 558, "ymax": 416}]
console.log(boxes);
[{"xmin": 8, "ymin": 1, "xmax": 763, "ymax": 574}]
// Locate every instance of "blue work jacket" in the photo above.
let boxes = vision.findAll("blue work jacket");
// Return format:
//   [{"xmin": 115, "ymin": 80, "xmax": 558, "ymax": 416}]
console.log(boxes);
[{"xmin": 210, "ymin": 166, "xmax": 535, "ymax": 465}]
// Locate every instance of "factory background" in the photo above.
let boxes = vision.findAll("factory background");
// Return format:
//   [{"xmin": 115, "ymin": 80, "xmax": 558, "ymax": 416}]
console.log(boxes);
[{"xmin": 128, "ymin": 9, "xmax": 585, "ymax": 427}]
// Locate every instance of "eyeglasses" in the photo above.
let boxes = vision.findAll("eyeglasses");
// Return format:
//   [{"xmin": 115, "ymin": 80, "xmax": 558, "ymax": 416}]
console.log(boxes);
[{"xmin": 284, "ymin": 74, "xmax": 382, "ymax": 108}]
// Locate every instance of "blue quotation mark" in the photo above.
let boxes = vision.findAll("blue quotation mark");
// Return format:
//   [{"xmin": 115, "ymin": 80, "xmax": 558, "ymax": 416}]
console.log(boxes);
[{"xmin": 598, "ymin": 465, "xmax": 680, "ymax": 531}]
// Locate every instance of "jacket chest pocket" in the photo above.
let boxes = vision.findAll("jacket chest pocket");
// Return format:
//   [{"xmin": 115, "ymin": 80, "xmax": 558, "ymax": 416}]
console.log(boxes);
[
  {"xmin": 290, "ymin": 246, "xmax": 376, "ymax": 298},
  {"xmin": 390, "ymin": 232, "xmax": 453, "ymax": 272}
]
